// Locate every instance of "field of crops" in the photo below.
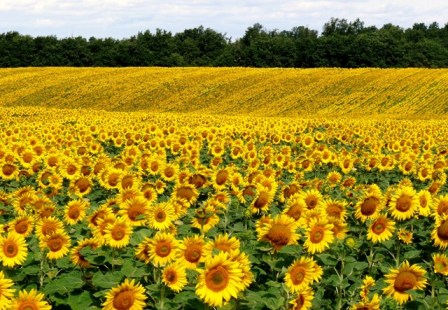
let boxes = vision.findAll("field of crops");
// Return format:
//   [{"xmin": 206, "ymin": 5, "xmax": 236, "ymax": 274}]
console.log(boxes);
[
  {"xmin": 0, "ymin": 68, "xmax": 448, "ymax": 310},
  {"xmin": 1, "ymin": 67, "xmax": 448, "ymax": 117}
]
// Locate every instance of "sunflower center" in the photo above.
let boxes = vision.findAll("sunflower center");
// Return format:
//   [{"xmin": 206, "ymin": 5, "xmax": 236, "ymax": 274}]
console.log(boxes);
[
  {"xmin": 266, "ymin": 224, "xmax": 291, "ymax": 248},
  {"xmin": 69, "ymin": 208, "xmax": 80, "ymax": 219},
  {"xmin": 17, "ymin": 301, "xmax": 38, "ymax": 310},
  {"xmin": 394, "ymin": 271, "xmax": 417, "ymax": 292},
  {"xmin": 112, "ymin": 227, "xmax": 126, "ymax": 241},
  {"xmin": 176, "ymin": 187, "xmax": 194, "ymax": 202},
  {"xmin": 164, "ymin": 167, "xmax": 175, "ymax": 178},
  {"xmin": 305, "ymin": 197, "xmax": 317, "ymax": 209},
  {"xmin": 166, "ymin": 270, "xmax": 177, "ymax": 282},
  {"xmin": 4, "ymin": 242, "xmax": 18, "ymax": 257},
  {"xmin": 290, "ymin": 266, "xmax": 306, "ymax": 285},
  {"xmin": 156, "ymin": 242, "xmax": 171, "ymax": 257},
  {"xmin": 215, "ymin": 242, "xmax": 231, "ymax": 252},
  {"xmin": 437, "ymin": 202, "xmax": 448, "ymax": 216},
  {"xmin": 254, "ymin": 192, "xmax": 269, "ymax": 209},
  {"xmin": 206, "ymin": 266, "xmax": 229, "ymax": 292},
  {"xmin": 113, "ymin": 290, "xmax": 135, "ymax": 310},
  {"xmin": 75, "ymin": 178, "xmax": 90, "ymax": 192},
  {"xmin": 185, "ymin": 245, "xmax": 202, "ymax": 263},
  {"xmin": 121, "ymin": 176, "xmax": 134, "ymax": 189},
  {"xmin": 327, "ymin": 204, "xmax": 342, "ymax": 218},
  {"xmin": 372, "ymin": 220, "xmax": 386, "ymax": 234},
  {"xmin": 15, "ymin": 220, "xmax": 29, "ymax": 234},
  {"xmin": 3, "ymin": 164, "xmax": 15, "ymax": 176},
  {"xmin": 419, "ymin": 196, "xmax": 428, "ymax": 208},
  {"xmin": 155, "ymin": 210, "xmax": 166, "ymax": 222},
  {"xmin": 437, "ymin": 220, "xmax": 448, "ymax": 241},
  {"xmin": 286, "ymin": 205, "xmax": 302, "ymax": 220},
  {"xmin": 435, "ymin": 261, "xmax": 447, "ymax": 271},
  {"xmin": 396, "ymin": 195, "xmax": 412, "ymax": 212},
  {"xmin": 360, "ymin": 197, "xmax": 379, "ymax": 216},
  {"xmin": 310, "ymin": 226, "xmax": 325, "ymax": 243},
  {"xmin": 48, "ymin": 238, "xmax": 63, "ymax": 252}
]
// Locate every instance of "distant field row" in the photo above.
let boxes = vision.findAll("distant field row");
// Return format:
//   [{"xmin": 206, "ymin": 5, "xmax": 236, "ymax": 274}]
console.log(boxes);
[{"xmin": 0, "ymin": 67, "xmax": 447, "ymax": 117}]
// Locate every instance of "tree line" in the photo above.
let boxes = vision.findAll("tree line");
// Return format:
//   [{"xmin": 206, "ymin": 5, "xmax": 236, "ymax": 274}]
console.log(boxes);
[{"xmin": 1, "ymin": 18, "xmax": 448, "ymax": 68}]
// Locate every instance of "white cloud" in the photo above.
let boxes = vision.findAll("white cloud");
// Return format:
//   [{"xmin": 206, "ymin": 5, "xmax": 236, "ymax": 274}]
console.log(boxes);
[{"xmin": 0, "ymin": 0, "xmax": 446, "ymax": 38}]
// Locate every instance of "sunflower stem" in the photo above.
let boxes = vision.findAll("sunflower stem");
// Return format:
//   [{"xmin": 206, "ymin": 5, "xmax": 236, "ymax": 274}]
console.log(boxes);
[
  {"xmin": 39, "ymin": 252, "xmax": 47, "ymax": 289},
  {"xmin": 395, "ymin": 239, "xmax": 401, "ymax": 267}
]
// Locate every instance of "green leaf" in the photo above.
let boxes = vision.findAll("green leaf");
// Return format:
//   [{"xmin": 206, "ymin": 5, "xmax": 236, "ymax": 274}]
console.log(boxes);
[
  {"xmin": 318, "ymin": 253, "xmax": 337, "ymax": 266},
  {"xmin": 120, "ymin": 260, "xmax": 148, "ymax": 278},
  {"xmin": 67, "ymin": 291, "xmax": 94, "ymax": 310},
  {"xmin": 92, "ymin": 271, "xmax": 123, "ymax": 289},
  {"xmin": 43, "ymin": 271, "xmax": 84, "ymax": 295},
  {"xmin": 403, "ymin": 250, "xmax": 421, "ymax": 259}
]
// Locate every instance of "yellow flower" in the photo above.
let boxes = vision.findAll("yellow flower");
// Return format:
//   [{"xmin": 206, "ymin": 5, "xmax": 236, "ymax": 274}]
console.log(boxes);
[
  {"xmin": 162, "ymin": 262, "xmax": 188, "ymax": 292},
  {"xmin": 366, "ymin": 215, "xmax": 395, "ymax": 244},
  {"xmin": 64, "ymin": 199, "xmax": 88, "ymax": 225},
  {"xmin": 433, "ymin": 253, "xmax": 448, "ymax": 276},
  {"xmin": 177, "ymin": 235, "xmax": 206, "ymax": 269},
  {"xmin": 203, "ymin": 234, "xmax": 241, "ymax": 259},
  {"xmin": 40, "ymin": 230, "xmax": 71, "ymax": 260},
  {"xmin": 0, "ymin": 233, "xmax": 28, "ymax": 267},
  {"xmin": 8, "ymin": 215, "xmax": 34, "ymax": 237},
  {"xmin": 388, "ymin": 186, "xmax": 419, "ymax": 221},
  {"xmin": 383, "ymin": 260, "xmax": 427, "ymax": 304},
  {"xmin": 147, "ymin": 202, "xmax": 175, "ymax": 231},
  {"xmin": 104, "ymin": 217, "xmax": 132, "ymax": 248},
  {"xmin": 289, "ymin": 287, "xmax": 314, "ymax": 310},
  {"xmin": 102, "ymin": 279, "xmax": 146, "ymax": 310},
  {"xmin": 10, "ymin": 289, "xmax": 51, "ymax": 310},
  {"xmin": 285, "ymin": 257, "xmax": 323, "ymax": 293},
  {"xmin": 118, "ymin": 196, "xmax": 149, "ymax": 227},
  {"xmin": 354, "ymin": 185, "xmax": 384, "ymax": 222},
  {"xmin": 0, "ymin": 271, "xmax": 15, "ymax": 310},
  {"xmin": 148, "ymin": 232, "xmax": 179, "ymax": 267},
  {"xmin": 258, "ymin": 214, "xmax": 301, "ymax": 252},
  {"xmin": 431, "ymin": 215, "xmax": 448, "ymax": 249},
  {"xmin": 303, "ymin": 218, "xmax": 334, "ymax": 254},
  {"xmin": 71, "ymin": 238, "xmax": 100, "ymax": 268},
  {"xmin": 196, "ymin": 252, "xmax": 245, "ymax": 308}
]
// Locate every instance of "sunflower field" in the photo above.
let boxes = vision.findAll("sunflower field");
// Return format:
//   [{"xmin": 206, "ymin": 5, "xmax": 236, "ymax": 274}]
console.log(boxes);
[{"xmin": 0, "ymin": 68, "xmax": 448, "ymax": 310}]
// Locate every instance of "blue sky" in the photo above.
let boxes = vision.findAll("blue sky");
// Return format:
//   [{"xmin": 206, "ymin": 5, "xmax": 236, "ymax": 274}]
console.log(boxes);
[{"xmin": 1, "ymin": 0, "xmax": 447, "ymax": 39}]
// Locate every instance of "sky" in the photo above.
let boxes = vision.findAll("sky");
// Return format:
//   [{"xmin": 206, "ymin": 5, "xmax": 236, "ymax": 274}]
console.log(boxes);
[{"xmin": 0, "ymin": 0, "xmax": 447, "ymax": 40}]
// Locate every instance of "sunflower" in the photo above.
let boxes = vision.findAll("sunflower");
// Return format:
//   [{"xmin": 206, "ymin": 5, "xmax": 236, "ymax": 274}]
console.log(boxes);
[
  {"xmin": 289, "ymin": 288, "xmax": 314, "ymax": 310},
  {"xmin": 432, "ymin": 253, "xmax": 448, "ymax": 276},
  {"xmin": 299, "ymin": 189, "xmax": 323, "ymax": 211},
  {"xmin": 258, "ymin": 214, "xmax": 301, "ymax": 252},
  {"xmin": 382, "ymin": 260, "xmax": 427, "ymax": 304},
  {"xmin": 326, "ymin": 171, "xmax": 342, "ymax": 187},
  {"xmin": 102, "ymin": 279, "xmax": 146, "ymax": 310},
  {"xmin": 70, "ymin": 175, "xmax": 93, "ymax": 197},
  {"xmin": 431, "ymin": 216, "xmax": 448, "ymax": 249},
  {"xmin": 323, "ymin": 199, "xmax": 347, "ymax": 221},
  {"xmin": 135, "ymin": 237, "xmax": 152, "ymax": 264},
  {"xmin": 0, "ymin": 162, "xmax": 18, "ymax": 180},
  {"xmin": 431, "ymin": 194, "xmax": 448, "ymax": 218},
  {"xmin": 397, "ymin": 228, "xmax": 413, "ymax": 244},
  {"xmin": 10, "ymin": 289, "xmax": 51, "ymax": 310},
  {"xmin": 71, "ymin": 238, "xmax": 100, "ymax": 268},
  {"xmin": 39, "ymin": 230, "xmax": 71, "ymax": 260},
  {"xmin": 367, "ymin": 215, "xmax": 396, "ymax": 244},
  {"xmin": 359, "ymin": 275, "xmax": 376, "ymax": 300},
  {"xmin": 247, "ymin": 186, "xmax": 273, "ymax": 214},
  {"xmin": 328, "ymin": 218, "xmax": 348, "ymax": 240},
  {"xmin": 147, "ymin": 202, "xmax": 175, "ymax": 231},
  {"xmin": 162, "ymin": 262, "xmax": 188, "ymax": 292},
  {"xmin": 0, "ymin": 271, "xmax": 15, "ymax": 310},
  {"xmin": 303, "ymin": 218, "xmax": 334, "ymax": 254},
  {"xmin": 350, "ymin": 294, "xmax": 380, "ymax": 310},
  {"xmin": 388, "ymin": 186, "xmax": 418, "ymax": 221},
  {"xmin": 418, "ymin": 190, "xmax": 432, "ymax": 217},
  {"xmin": 172, "ymin": 183, "xmax": 199, "ymax": 206},
  {"xmin": 285, "ymin": 256, "xmax": 323, "ymax": 293},
  {"xmin": 35, "ymin": 216, "xmax": 64, "ymax": 240},
  {"xmin": 177, "ymin": 235, "xmax": 206, "ymax": 269},
  {"xmin": 196, "ymin": 252, "xmax": 245, "ymax": 308},
  {"xmin": 8, "ymin": 215, "xmax": 34, "ymax": 237},
  {"xmin": 191, "ymin": 205, "xmax": 220, "ymax": 233},
  {"xmin": 148, "ymin": 232, "xmax": 179, "ymax": 267},
  {"xmin": 118, "ymin": 196, "xmax": 149, "ymax": 227},
  {"xmin": 140, "ymin": 184, "xmax": 157, "ymax": 203},
  {"xmin": 203, "ymin": 234, "xmax": 241, "ymax": 259},
  {"xmin": 354, "ymin": 185, "xmax": 384, "ymax": 222},
  {"xmin": 282, "ymin": 195, "xmax": 307, "ymax": 224},
  {"xmin": 104, "ymin": 217, "xmax": 132, "ymax": 248},
  {"xmin": 64, "ymin": 199, "xmax": 88, "ymax": 225},
  {"xmin": 0, "ymin": 233, "xmax": 28, "ymax": 267},
  {"xmin": 87, "ymin": 204, "xmax": 114, "ymax": 230}
]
